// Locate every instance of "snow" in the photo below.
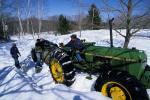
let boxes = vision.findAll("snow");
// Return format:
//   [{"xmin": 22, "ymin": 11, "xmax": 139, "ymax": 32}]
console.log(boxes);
[{"xmin": 0, "ymin": 29, "xmax": 150, "ymax": 100}]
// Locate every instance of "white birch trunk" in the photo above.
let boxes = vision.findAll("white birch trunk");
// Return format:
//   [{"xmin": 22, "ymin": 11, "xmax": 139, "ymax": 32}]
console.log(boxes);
[
  {"xmin": 26, "ymin": 0, "xmax": 30, "ymax": 34},
  {"xmin": 16, "ymin": 0, "xmax": 24, "ymax": 38}
]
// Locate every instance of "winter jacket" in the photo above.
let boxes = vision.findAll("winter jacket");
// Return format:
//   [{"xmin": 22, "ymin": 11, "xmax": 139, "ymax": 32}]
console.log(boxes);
[
  {"xmin": 65, "ymin": 38, "xmax": 84, "ymax": 51},
  {"xmin": 10, "ymin": 46, "xmax": 20, "ymax": 58},
  {"xmin": 35, "ymin": 41, "xmax": 43, "ymax": 52}
]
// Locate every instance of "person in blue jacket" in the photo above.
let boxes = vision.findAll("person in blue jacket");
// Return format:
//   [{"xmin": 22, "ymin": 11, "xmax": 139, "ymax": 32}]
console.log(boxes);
[
  {"xmin": 10, "ymin": 43, "xmax": 21, "ymax": 68},
  {"xmin": 65, "ymin": 34, "xmax": 85, "ymax": 63}
]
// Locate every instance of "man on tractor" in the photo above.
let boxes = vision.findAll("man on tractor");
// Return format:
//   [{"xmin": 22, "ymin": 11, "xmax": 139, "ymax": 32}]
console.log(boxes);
[{"xmin": 65, "ymin": 34, "xmax": 85, "ymax": 63}]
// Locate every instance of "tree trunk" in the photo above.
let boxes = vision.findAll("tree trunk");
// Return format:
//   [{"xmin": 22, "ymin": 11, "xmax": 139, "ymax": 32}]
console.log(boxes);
[
  {"xmin": 27, "ymin": 19, "xmax": 29, "ymax": 33},
  {"xmin": 2, "ymin": 18, "xmax": 5, "ymax": 39},
  {"xmin": 26, "ymin": 0, "xmax": 30, "ymax": 34},
  {"xmin": 123, "ymin": 34, "xmax": 131, "ymax": 48},
  {"xmin": 29, "ymin": 19, "xmax": 34, "ymax": 39},
  {"xmin": 123, "ymin": 0, "xmax": 132, "ymax": 48},
  {"xmin": 16, "ymin": 0, "xmax": 24, "ymax": 37},
  {"xmin": 18, "ymin": 11, "xmax": 24, "ymax": 36},
  {"xmin": 37, "ymin": 0, "xmax": 42, "ymax": 38}
]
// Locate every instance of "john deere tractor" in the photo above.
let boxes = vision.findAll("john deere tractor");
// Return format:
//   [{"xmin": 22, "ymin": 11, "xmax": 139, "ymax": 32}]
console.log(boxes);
[{"xmin": 31, "ymin": 39, "xmax": 150, "ymax": 100}]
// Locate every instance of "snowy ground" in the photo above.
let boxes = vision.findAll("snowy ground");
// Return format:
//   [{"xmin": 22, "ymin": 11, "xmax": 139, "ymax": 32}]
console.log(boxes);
[{"xmin": 0, "ymin": 29, "xmax": 150, "ymax": 100}]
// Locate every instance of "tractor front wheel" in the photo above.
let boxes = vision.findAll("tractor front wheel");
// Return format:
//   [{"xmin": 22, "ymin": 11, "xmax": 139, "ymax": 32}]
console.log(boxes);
[
  {"xmin": 94, "ymin": 70, "xmax": 149, "ymax": 100},
  {"xmin": 50, "ymin": 50, "xmax": 75, "ymax": 86}
]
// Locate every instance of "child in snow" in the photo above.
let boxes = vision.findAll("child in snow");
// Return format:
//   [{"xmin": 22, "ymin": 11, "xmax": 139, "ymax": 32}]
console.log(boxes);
[{"xmin": 10, "ymin": 43, "xmax": 21, "ymax": 68}]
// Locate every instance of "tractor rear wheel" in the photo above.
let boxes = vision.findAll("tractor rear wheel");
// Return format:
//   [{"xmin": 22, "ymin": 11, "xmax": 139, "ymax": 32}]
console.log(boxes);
[
  {"xmin": 50, "ymin": 50, "xmax": 75, "ymax": 86},
  {"xmin": 94, "ymin": 70, "xmax": 149, "ymax": 100}
]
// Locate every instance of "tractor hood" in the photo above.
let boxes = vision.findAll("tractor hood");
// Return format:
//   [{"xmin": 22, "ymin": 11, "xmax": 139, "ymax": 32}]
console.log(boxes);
[{"xmin": 84, "ymin": 46, "xmax": 147, "ymax": 63}]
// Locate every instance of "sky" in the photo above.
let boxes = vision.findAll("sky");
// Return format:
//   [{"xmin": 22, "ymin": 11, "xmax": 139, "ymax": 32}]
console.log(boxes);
[
  {"xmin": 46, "ymin": 0, "xmax": 103, "ymax": 15},
  {"xmin": 40, "ymin": 0, "xmax": 104, "ymax": 17},
  {"xmin": 1, "ymin": 0, "xmax": 149, "ymax": 21},
  {"xmin": 32, "ymin": 0, "xmax": 149, "ymax": 20},
  {"xmin": 36, "ymin": 0, "xmax": 118, "ymax": 20}
]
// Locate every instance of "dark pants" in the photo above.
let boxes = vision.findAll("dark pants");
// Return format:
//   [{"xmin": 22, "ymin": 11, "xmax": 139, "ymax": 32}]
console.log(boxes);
[
  {"xmin": 35, "ymin": 52, "xmax": 43, "ymax": 68},
  {"xmin": 13, "ymin": 57, "xmax": 21, "ymax": 68}
]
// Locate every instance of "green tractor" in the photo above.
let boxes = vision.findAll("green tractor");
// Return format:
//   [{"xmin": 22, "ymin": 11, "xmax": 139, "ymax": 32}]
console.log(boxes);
[{"xmin": 31, "ymin": 39, "xmax": 150, "ymax": 100}]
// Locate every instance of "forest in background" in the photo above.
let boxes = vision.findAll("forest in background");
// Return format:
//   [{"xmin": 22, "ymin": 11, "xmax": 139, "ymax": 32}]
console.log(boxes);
[{"xmin": 0, "ymin": 0, "xmax": 150, "ymax": 47}]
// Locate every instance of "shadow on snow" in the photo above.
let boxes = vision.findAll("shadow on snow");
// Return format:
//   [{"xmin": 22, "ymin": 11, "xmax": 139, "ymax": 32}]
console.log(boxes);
[
  {"xmin": 0, "ymin": 55, "xmax": 53, "ymax": 97},
  {"xmin": 0, "ymin": 55, "xmax": 96, "ymax": 100}
]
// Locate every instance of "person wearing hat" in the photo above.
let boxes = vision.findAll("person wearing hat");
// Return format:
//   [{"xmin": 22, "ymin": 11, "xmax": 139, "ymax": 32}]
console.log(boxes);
[
  {"xmin": 65, "ymin": 34, "xmax": 85, "ymax": 63},
  {"xmin": 10, "ymin": 43, "xmax": 21, "ymax": 68}
]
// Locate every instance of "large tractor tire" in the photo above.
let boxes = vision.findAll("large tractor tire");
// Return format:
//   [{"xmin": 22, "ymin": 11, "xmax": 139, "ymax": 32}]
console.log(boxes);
[
  {"xmin": 94, "ymin": 70, "xmax": 149, "ymax": 100},
  {"xmin": 49, "ymin": 50, "xmax": 75, "ymax": 86}
]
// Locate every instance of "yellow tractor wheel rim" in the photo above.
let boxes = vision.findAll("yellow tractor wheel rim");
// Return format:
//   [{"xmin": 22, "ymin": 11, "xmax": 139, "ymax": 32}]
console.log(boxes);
[
  {"xmin": 110, "ymin": 86, "xmax": 126, "ymax": 100},
  {"xmin": 51, "ymin": 59, "xmax": 64, "ymax": 83},
  {"xmin": 101, "ymin": 82, "xmax": 132, "ymax": 100}
]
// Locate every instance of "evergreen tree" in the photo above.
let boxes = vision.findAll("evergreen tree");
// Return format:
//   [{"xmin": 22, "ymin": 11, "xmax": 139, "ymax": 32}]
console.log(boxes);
[
  {"xmin": 58, "ymin": 15, "xmax": 70, "ymax": 35},
  {"xmin": 88, "ymin": 4, "xmax": 101, "ymax": 30}
]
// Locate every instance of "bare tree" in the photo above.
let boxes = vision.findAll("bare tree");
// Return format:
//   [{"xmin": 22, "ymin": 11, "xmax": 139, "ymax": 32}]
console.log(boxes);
[
  {"xmin": 0, "ymin": 0, "xmax": 14, "ymax": 40},
  {"xmin": 73, "ymin": 0, "xmax": 89, "ymax": 37},
  {"xmin": 103, "ymin": 0, "xmax": 150, "ymax": 48},
  {"xmin": 75, "ymin": 0, "xmax": 83, "ymax": 37},
  {"xmin": 25, "ymin": 0, "xmax": 30, "ymax": 34},
  {"xmin": 15, "ymin": 0, "xmax": 24, "ymax": 37},
  {"xmin": 48, "ymin": 16, "xmax": 59, "ymax": 32},
  {"xmin": 36, "ymin": 0, "xmax": 44, "ymax": 38}
]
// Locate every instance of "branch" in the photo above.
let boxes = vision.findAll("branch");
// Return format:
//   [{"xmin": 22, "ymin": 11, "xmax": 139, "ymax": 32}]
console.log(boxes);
[
  {"xmin": 118, "ymin": 0, "xmax": 127, "ymax": 17},
  {"xmin": 114, "ymin": 29, "xmax": 126, "ymax": 37},
  {"xmin": 132, "ymin": 10, "xmax": 150, "ymax": 20},
  {"xmin": 119, "ymin": 0, "xmax": 128, "ymax": 7},
  {"xmin": 101, "ymin": 8, "xmax": 123, "ymax": 14},
  {"xmin": 102, "ymin": 0, "xmax": 124, "ymax": 14},
  {"xmin": 133, "ymin": 0, "xmax": 143, "ymax": 7},
  {"xmin": 131, "ymin": 29, "xmax": 140, "ymax": 35}
]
